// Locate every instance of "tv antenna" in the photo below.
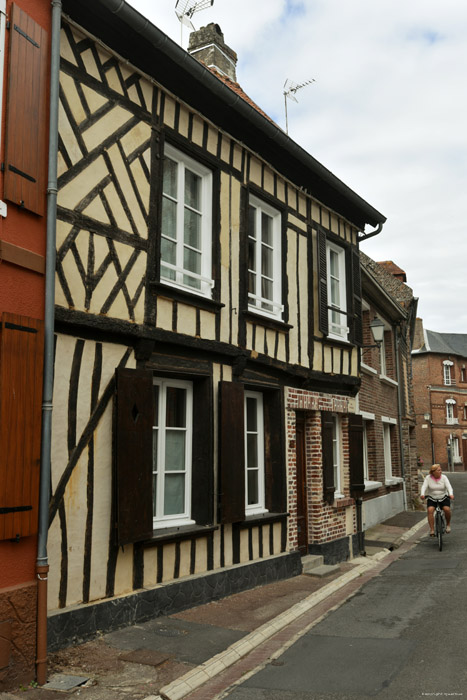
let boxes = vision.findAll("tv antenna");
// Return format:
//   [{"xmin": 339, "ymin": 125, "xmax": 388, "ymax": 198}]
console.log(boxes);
[
  {"xmin": 175, "ymin": 0, "xmax": 214, "ymax": 46},
  {"xmin": 283, "ymin": 78, "xmax": 315, "ymax": 134}
]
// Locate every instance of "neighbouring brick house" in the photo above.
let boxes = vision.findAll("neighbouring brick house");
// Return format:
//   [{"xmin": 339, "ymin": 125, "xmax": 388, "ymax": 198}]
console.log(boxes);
[
  {"xmin": 357, "ymin": 254, "xmax": 419, "ymax": 527},
  {"xmin": 43, "ymin": 1, "xmax": 386, "ymax": 658},
  {"xmin": 412, "ymin": 319, "xmax": 467, "ymax": 472},
  {"xmin": 0, "ymin": 0, "xmax": 49, "ymax": 688}
]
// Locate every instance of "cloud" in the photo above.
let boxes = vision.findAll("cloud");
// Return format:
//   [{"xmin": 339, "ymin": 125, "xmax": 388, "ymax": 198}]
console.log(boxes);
[{"xmin": 128, "ymin": 0, "xmax": 467, "ymax": 333}]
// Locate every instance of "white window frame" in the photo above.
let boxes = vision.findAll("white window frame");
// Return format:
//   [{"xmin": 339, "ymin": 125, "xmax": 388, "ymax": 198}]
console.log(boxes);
[
  {"xmin": 452, "ymin": 436, "xmax": 460, "ymax": 461},
  {"xmin": 446, "ymin": 399, "xmax": 457, "ymax": 425},
  {"xmin": 363, "ymin": 420, "xmax": 369, "ymax": 482},
  {"xmin": 161, "ymin": 143, "xmax": 213, "ymax": 298},
  {"xmin": 244, "ymin": 390, "xmax": 267, "ymax": 515},
  {"xmin": 152, "ymin": 378, "xmax": 194, "ymax": 528},
  {"xmin": 383, "ymin": 422, "xmax": 393, "ymax": 481},
  {"xmin": 247, "ymin": 195, "xmax": 283, "ymax": 320},
  {"xmin": 443, "ymin": 361, "xmax": 454, "ymax": 386},
  {"xmin": 331, "ymin": 414, "xmax": 343, "ymax": 497},
  {"xmin": 326, "ymin": 241, "xmax": 348, "ymax": 341}
]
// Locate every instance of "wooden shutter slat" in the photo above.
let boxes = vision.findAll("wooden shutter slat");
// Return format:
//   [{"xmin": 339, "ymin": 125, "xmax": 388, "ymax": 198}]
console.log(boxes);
[
  {"xmin": 219, "ymin": 381, "xmax": 245, "ymax": 523},
  {"xmin": 114, "ymin": 367, "xmax": 154, "ymax": 545},
  {"xmin": 321, "ymin": 411, "xmax": 335, "ymax": 505},
  {"xmin": 264, "ymin": 390, "xmax": 286, "ymax": 513},
  {"xmin": 191, "ymin": 378, "xmax": 213, "ymax": 526},
  {"xmin": 0, "ymin": 313, "xmax": 43, "ymax": 540},
  {"xmin": 317, "ymin": 229, "xmax": 328, "ymax": 335},
  {"xmin": 4, "ymin": 4, "xmax": 48, "ymax": 215},
  {"xmin": 349, "ymin": 413, "xmax": 364, "ymax": 496}
]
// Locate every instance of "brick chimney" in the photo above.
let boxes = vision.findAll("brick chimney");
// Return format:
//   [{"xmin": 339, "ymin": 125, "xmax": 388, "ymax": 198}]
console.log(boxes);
[
  {"xmin": 188, "ymin": 23, "xmax": 238, "ymax": 82},
  {"xmin": 413, "ymin": 318, "xmax": 425, "ymax": 350}
]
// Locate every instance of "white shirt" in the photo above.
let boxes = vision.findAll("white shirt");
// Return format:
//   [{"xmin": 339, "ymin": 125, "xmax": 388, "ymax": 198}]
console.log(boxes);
[{"xmin": 421, "ymin": 473, "xmax": 453, "ymax": 500}]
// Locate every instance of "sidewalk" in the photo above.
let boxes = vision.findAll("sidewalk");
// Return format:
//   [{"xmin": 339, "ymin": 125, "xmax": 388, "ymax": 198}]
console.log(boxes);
[{"xmin": 1, "ymin": 511, "xmax": 427, "ymax": 700}]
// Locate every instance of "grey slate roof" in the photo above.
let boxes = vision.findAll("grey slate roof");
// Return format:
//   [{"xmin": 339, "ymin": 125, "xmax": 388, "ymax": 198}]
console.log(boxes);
[{"xmin": 418, "ymin": 330, "xmax": 467, "ymax": 357}]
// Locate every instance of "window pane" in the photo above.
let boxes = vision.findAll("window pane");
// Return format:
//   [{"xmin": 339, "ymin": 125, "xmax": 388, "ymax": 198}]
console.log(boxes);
[
  {"xmin": 248, "ymin": 205, "xmax": 256, "ymax": 239},
  {"xmin": 246, "ymin": 397, "xmax": 257, "ymax": 431},
  {"xmin": 329, "ymin": 249, "xmax": 339, "ymax": 277},
  {"xmin": 163, "ymin": 157, "xmax": 178, "ymax": 198},
  {"xmin": 161, "ymin": 236, "xmax": 176, "ymax": 265},
  {"xmin": 184, "ymin": 169, "xmax": 201, "ymax": 210},
  {"xmin": 247, "ymin": 470, "xmax": 259, "ymax": 505},
  {"xmin": 261, "ymin": 277, "xmax": 273, "ymax": 303},
  {"xmin": 261, "ymin": 245, "xmax": 273, "ymax": 279},
  {"xmin": 162, "ymin": 197, "xmax": 177, "ymax": 239},
  {"xmin": 248, "ymin": 237, "xmax": 256, "ymax": 273},
  {"xmin": 184, "ymin": 208, "xmax": 201, "ymax": 250},
  {"xmin": 165, "ymin": 430, "xmax": 186, "ymax": 471},
  {"xmin": 247, "ymin": 434, "xmax": 258, "ymax": 468},
  {"xmin": 166, "ymin": 387, "xmax": 186, "ymax": 427},
  {"xmin": 164, "ymin": 474, "xmax": 185, "ymax": 515},
  {"xmin": 330, "ymin": 277, "xmax": 340, "ymax": 306},
  {"xmin": 261, "ymin": 212, "xmax": 273, "ymax": 246}
]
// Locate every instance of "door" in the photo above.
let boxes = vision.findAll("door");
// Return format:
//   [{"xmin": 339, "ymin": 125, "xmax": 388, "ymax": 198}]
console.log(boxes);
[{"xmin": 295, "ymin": 414, "xmax": 308, "ymax": 554}]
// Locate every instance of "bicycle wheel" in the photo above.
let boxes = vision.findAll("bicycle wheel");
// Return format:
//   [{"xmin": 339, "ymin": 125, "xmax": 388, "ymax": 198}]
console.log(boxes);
[{"xmin": 436, "ymin": 510, "xmax": 443, "ymax": 551}]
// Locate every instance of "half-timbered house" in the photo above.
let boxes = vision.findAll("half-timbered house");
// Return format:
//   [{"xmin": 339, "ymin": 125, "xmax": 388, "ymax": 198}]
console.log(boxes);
[{"xmin": 47, "ymin": 0, "xmax": 386, "ymax": 649}]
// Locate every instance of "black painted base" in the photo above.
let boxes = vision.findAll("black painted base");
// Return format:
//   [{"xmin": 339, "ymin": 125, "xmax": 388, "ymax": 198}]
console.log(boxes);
[
  {"xmin": 47, "ymin": 551, "xmax": 302, "ymax": 652},
  {"xmin": 308, "ymin": 534, "xmax": 360, "ymax": 564}
]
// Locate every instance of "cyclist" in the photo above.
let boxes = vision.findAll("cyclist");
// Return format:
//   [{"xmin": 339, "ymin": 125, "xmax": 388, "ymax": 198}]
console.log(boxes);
[{"xmin": 420, "ymin": 464, "xmax": 454, "ymax": 537}]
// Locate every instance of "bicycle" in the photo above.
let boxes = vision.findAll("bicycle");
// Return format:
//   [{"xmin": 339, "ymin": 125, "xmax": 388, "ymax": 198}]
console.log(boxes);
[{"xmin": 432, "ymin": 498, "xmax": 447, "ymax": 551}]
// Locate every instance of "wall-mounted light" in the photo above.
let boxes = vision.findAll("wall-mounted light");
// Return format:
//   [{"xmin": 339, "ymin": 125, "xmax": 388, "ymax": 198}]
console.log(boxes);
[
  {"xmin": 424, "ymin": 413, "xmax": 431, "ymax": 421},
  {"xmin": 362, "ymin": 317, "xmax": 385, "ymax": 349}
]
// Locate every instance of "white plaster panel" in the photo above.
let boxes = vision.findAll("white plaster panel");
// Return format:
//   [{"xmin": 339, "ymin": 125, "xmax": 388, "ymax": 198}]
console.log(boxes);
[
  {"xmin": 143, "ymin": 549, "xmax": 159, "ymax": 588},
  {"xmin": 223, "ymin": 524, "xmax": 233, "ymax": 567},
  {"xmin": 114, "ymin": 544, "xmax": 134, "ymax": 596},
  {"xmin": 163, "ymin": 95, "xmax": 176, "ymax": 129},
  {"xmin": 200, "ymin": 310, "xmax": 216, "ymax": 340},
  {"xmin": 60, "ymin": 28, "xmax": 78, "ymax": 66},
  {"xmin": 106, "ymin": 66, "xmax": 124, "ymax": 95},
  {"xmin": 249, "ymin": 157, "xmax": 262, "ymax": 186},
  {"xmin": 106, "ymin": 143, "xmax": 147, "ymax": 234},
  {"xmin": 81, "ymin": 85, "xmax": 108, "ymax": 114},
  {"xmin": 178, "ymin": 105, "xmax": 190, "ymax": 138},
  {"xmin": 59, "ymin": 155, "xmax": 108, "ymax": 210},
  {"xmin": 63, "ymin": 451, "xmax": 88, "ymax": 606},
  {"xmin": 82, "ymin": 106, "xmax": 131, "ymax": 153},
  {"xmin": 178, "ymin": 540, "xmax": 192, "ymax": 579},
  {"xmin": 191, "ymin": 115, "xmax": 204, "ymax": 147},
  {"xmin": 194, "ymin": 538, "xmax": 208, "ymax": 575},
  {"xmin": 61, "ymin": 72, "xmax": 87, "ymax": 125},
  {"xmin": 156, "ymin": 298, "xmax": 173, "ymax": 331},
  {"xmin": 162, "ymin": 543, "xmax": 176, "ymax": 583},
  {"xmin": 59, "ymin": 100, "xmax": 84, "ymax": 167},
  {"xmin": 81, "ymin": 47, "xmax": 101, "ymax": 82}
]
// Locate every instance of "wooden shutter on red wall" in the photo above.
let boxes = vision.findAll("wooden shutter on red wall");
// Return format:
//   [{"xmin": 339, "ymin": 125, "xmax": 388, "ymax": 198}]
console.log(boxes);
[
  {"xmin": 219, "ymin": 381, "xmax": 245, "ymax": 523},
  {"xmin": 321, "ymin": 411, "xmax": 335, "ymax": 505},
  {"xmin": 0, "ymin": 313, "xmax": 43, "ymax": 540},
  {"xmin": 114, "ymin": 367, "xmax": 154, "ymax": 545},
  {"xmin": 348, "ymin": 413, "xmax": 364, "ymax": 496},
  {"xmin": 4, "ymin": 4, "xmax": 48, "ymax": 215}
]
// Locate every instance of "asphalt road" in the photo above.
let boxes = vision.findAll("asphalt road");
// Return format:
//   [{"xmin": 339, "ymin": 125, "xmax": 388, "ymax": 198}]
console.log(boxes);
[{"xmin": 223, "ymin": 472, "xmax": 467, "ymax": 700}]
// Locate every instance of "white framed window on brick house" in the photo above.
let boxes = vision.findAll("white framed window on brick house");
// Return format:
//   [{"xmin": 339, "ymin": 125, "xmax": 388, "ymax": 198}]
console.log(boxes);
[
  {"xmin": 443, "ymin": 360, "xmax": 454, "ymax": 386},
  {"xmin": 247, "ymin": 195, "xmax": 283, "ymax": 320},
  {"xmin": 382, "ymin": 416, "xmax": 400, "ymax": 485},
  {"xmin": 359, "ymin": 412, "xmax": 381, "ymax": 491},
  {"xmin": 244, "ymin": 390, "xmax": 267, "ymax": 514},
  {"xmin": 446, "ymin": 399, "xmax": 457, "ymax": 425},
  {"xmin": 451, "ymin": 436, "xmax": 461, "ymax": 463},
  {"xmin": 161, "ymin": 143, "xmax": 213, "ymax": 297},
  {"xmin": 331, "ymin": 414, "xmax": 343, "ymax": 497},
  {"xmin": 152, "ymin": 378, "xmax": 194, "ymax": 528}
]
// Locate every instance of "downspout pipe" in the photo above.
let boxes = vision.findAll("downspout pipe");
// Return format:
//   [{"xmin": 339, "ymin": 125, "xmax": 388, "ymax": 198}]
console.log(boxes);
[{"xmin": 36, "ymin": 0, "xmax": 61, "ymax": 686}]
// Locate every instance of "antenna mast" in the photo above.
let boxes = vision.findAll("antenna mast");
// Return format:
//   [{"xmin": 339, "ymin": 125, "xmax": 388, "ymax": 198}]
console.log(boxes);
[
  {"xmin": 175, "ymin": 0, "xmax": 214, "ymax": 46},
  {"xmin": 283, "ymin": 78, "xmax": 315, "ymax": 134}
]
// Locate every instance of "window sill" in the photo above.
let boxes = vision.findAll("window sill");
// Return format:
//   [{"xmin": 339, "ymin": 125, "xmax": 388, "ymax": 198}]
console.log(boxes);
[
  {"xmin": 243, "ymin": 511, "xmax": 289, "ymax": 526},
  {"xmin": 385, "ymin": 477, "xmax": 404, "ymax": 487},
  {"xmin": 379, "ymin": 374, "xmax": 398, "ymax": 387},
  {"xmin": 142, "ymin": 523, "xmax": 219, "ymax": 546},
  {"xmin": 364, "ymin": 480, "xmax": 383, "ymax": 492},
  {"xmin": 149, "ymin": 280, "xmax": 224, "ymax": 313},
  {"xmin": 361, "ymin": 363, "xmax": 377, "ymax": 375},
  {"xmin": 333, "ymin": 496, "xmax": 354, "ymax": 508},
  {"xmin": 243, "ymin": 310, "xmax": 293, "ymax": 332}
]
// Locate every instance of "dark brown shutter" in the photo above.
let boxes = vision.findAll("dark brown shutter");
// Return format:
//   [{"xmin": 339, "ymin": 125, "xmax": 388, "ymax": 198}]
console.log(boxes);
[
  {"xmin": 317, "ymin": 229, "xmax": 328, "ymax": 335},
  {"xmin": 191, "ymin": 377, "xmax": 213, "ymax": 525},
  {"xmin": 219, "ymin": 381, "xmax": 245, "ymax": 523},
  {"xmin": 114, "ymin": 367, "xmax": 154, "ymax": 545},
  {"xmin": 348, "ymin": 413, "xmax": 364, "ymax": 496},
  {"xmin": 264, "ymin": 389, "xmax": 286, "ymax": 513},
  {"xmin": 321, "ymin": 411, "xmax": 335, "ymax": 505},
  {"xmin": 4, "ymin": 4, "xmax": 48, "ymax": 215},
  {"xmin": 0, "ymin": 313, "xmax": 43, "ymax": 540},
  {"xmin": 350, "ymin": 247, "xmax": 363, "ymax": 346}
]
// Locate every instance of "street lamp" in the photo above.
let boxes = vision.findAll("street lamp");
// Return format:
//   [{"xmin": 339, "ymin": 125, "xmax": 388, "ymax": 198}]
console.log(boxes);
[{"xmin": 361, "ymin": 317, "xmax": 385, "ymax": 349}]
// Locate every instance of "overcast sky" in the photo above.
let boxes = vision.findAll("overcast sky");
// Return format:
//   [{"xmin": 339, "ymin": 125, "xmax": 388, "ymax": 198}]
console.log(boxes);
[{"xmin": 127, "ymin": 0, "xmax": 467, "ymax": 333}]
